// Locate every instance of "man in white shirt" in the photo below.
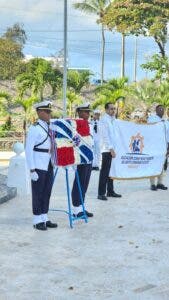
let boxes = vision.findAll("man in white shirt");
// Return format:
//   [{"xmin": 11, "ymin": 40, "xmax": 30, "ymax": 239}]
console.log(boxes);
[
  {"xmin": 25, "ymin": 100, "xmax": 58, "ymax": 230},
  {"xmin": 91, "ymin": 109, "xmax": 101, "ymax": 171},
  {"xmin": 147, "ymin": 104, "xmax": 168, "ymax": 191},
  {"xmin": 98, "ymin": 102, "xmax": 121, "ymax": 200}
]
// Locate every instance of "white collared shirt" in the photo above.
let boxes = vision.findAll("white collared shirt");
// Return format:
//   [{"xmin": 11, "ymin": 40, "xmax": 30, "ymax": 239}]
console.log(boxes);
[
  {"xmin": 25, "ymin": 119, "xmax": 52, "ymax": 171},
  {"xmin": 99, "ymin": 113, "xmax": 115, "ymax": 153},
  {"xmin": 148, "ymin": 114, "xmax": 169, "ymax": 143}
]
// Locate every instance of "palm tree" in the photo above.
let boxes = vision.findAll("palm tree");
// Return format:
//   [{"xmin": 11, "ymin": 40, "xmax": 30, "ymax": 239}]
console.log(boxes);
[
  {"xmin": 92, "ymin": 77, "xmax": 127, "ymax": 108},
  {"xmin": 16, "ymin": 58, "xmax": 62, "ymax": 100},
  {"xmin": 66, "ymin": 91, "xmax": 82, "ymax": 117},
  {"xmin": 67, "ymin": 70, "xmax": 91, "ymax": 93},
  {"xmin": 0, "ymin": 91, "xmax": 11, "ymax": 116},
  {"xmin": 73, "ymin": 0, "xmax": 110, "ymax": 85},
  {"xmin": 16, "ymin": 96, "xmax": 38, "ymax": 143}
]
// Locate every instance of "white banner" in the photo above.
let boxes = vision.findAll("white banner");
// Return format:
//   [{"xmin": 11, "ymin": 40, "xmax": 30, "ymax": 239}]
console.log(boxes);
[{"xmin": 110, "ymin": 119, "xmax": 167, "ymax": 179}]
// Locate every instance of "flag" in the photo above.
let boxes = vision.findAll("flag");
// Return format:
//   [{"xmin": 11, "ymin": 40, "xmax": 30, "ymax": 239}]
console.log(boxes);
[
  {"xmin": 50, "ymin": 119, "xmax": 93, "ymax": 167},
  {"xmin": 109, "ymin": 119, "xmax": 167, "ymax": 179}
]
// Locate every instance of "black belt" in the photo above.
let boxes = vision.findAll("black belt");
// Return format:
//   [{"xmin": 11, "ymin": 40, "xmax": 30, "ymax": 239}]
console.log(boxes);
[{"xmin": 33, "ymin": 148, "xmax": 50, "ymax": 153}]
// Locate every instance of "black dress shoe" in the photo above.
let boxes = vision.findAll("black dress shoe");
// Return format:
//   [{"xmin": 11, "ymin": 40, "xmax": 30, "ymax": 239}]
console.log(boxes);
[
  {"xmin": 46, "ymin": 220, "xmax": 58, "ymax": 228},
  {"xmin": 73, "ymin": 210, "xmax": 93, "ymax": 218},
  {"xmin": 107, "ymin": 192, "xmax": 122, "ymax": 198},
  {"xmin": 73, "ymin": 212, "xmax": 86, "ymax": 218},
  {"xmin": 85, "ymin": 210, "xmax": 93, "ymax": 217},
  {"xmin": 156, "ymin": 184, "xmax": 168, "ymax": 190},
  {"xmin": 97, "ymin": 195, "xmax": 108, "ymax": 201},
  {"xmin": 151, "ymin": 184, "xmax": 157, "ymax": 191},
  {"xmin": 33, "ymin": 222, "xmax": 47, "ymax": 231}
]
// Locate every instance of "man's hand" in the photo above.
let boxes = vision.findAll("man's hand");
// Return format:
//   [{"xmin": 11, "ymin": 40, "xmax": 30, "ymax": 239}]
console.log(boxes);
[{"xmin": 110, "ymin": 149, "xmax": 116, "ymax": 158}]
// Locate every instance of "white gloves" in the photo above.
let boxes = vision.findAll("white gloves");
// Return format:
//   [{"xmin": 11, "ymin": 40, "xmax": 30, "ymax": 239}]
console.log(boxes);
[{"xmin": 30, "ymin": 171, "xmax": 39, "ymax": 181}]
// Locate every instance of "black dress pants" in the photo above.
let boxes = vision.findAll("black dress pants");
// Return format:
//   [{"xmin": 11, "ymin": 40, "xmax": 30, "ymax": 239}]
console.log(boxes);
[
  {"xmin": 72, "ymin": 164, "xmax": 92, "ymax": 207},
  {"xmin": 98, "ymin": 152, "xmax": 114, "ymax": 196},
  {"xmin": 31, "ymin": 161, "xmax": 54, "ymax": 215}
]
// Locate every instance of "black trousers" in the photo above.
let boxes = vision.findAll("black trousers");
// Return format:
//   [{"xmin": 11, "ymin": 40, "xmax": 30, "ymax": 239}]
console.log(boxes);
[
  {"xmin": 98, "ymin": 152, "xmax": 114, "ymax": 196},
  {"xmin": 31, "ymin": 161, "xmax": 54, "ymax": 215},
  {"xmin": 71, "ymin": 164, "xmax": 92, "ymax": 207}
]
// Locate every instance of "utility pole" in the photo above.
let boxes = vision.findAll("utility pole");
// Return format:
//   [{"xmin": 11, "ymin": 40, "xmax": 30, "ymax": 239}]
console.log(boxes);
[
  {"xmin": 63, "ymin": 0, "xmax": 68, "ymax": 116},
  {"xmin": 133, "ymin": 37, "xmax": 138, "ymax": 82},
  {"xmin": 121, "ymin": 33, "xmax": 125, "ymax": 78}
]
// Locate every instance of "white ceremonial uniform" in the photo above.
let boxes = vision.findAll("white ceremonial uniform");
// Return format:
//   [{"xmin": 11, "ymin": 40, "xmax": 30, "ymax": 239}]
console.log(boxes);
[
  {"xmin": 25, "ymin": 119, "xmax": 52, "ymax": 171},
  {"xmin": 25, "ymin": 119, "xmax": 53, "ymax": 225}
]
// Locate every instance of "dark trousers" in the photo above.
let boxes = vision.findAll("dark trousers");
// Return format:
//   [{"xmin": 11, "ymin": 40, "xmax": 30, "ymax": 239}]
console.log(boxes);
[
  {"xmin": 31, "ymin": 161, "xmax": 54, "ymax": 215},
  {"xmin": 72, "ymin": 164, "xmax": 92, "ymax": 207},
  {"xmin": 98, "ymin": 152, "xmax": 114, "ymax": 196}
]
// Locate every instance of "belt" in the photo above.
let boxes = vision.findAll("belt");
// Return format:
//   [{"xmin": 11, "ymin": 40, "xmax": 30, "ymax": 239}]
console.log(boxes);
[{"xmin": 33, "ymin": 148, "xmax": 50, "ymax": 153}]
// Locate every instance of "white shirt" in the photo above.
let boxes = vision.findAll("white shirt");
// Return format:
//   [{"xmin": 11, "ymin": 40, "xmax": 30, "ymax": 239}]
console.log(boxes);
[
  {"xmin": 99, "ymin": 113, "xmax": 115, "ymax": 153},
  {"xmin": 91, "ymin": 119, "xmax": 100, "ymax": 142},
  {"xmin": 25, "ymin": 119, "xmax": 52, "ymax": 171},
  {"xmin": 148, "ymin": 114, "xmax": 169, "ymax": 143},
  {"xmin": 147, "ymin": 114, "xmax": 163, "ymax": 123}
]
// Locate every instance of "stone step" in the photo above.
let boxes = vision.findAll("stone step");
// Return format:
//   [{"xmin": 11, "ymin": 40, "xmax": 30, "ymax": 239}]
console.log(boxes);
[{"xmin": 0, "ymin": 174, "xmax": 17, "ymax": 204}]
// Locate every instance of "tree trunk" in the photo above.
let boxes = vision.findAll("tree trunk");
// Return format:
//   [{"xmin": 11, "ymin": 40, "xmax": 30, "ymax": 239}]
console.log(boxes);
[
  {"xmin": 101, "ymin": 24, "xmax": 105, "ymax": 85},
  {"xmin": 154, "ymin": 36, "xmax": 166, "ymax": 58},
  {"xmin": 133, "ymin": 37, "xmax": 138, "ymax": 82},
  {"xmin": 121, "ymin": 33, "xmax": 125, "ymax": 78}
]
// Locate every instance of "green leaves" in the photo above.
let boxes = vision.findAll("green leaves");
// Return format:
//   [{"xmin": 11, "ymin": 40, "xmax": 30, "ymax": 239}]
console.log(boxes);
[
  {"xmin": 3, "ymin": 23, "xmax": 27, "ymax": 48},
  {"xmin": 0, "ymin": 91, "xmax": 11, "ymax": 116},
  {"xmin": 102, "ymin": 0, "xmax": 169, "ymax": 57},
  {"xmin": 141, "ymin": 54, "xmax": 169, "ymax": 80},
  {"xmin": 16, "ymin": 58, "xmax": 62, "ymax": 100},
  {"xmin": 0, "ymin": 38, "xmax": 24, "ymax": 80},
  {"xmin": 92, "ymin": 77, "xmax": 127, "ymax": 108},
  {"xmin": 67, "ymin": 70, "xmax": 91, "ymax": 93}
]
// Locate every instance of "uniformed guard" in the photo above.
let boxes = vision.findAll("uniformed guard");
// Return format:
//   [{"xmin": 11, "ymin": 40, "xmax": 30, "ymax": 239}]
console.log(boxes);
[
  {"xmin": 91, "ymin": 109, "xmax": 101, "ymax": 170},
  {"xmin": 25, "ymin": 100, "xmax": 58, "ymax": 230},
  {"xmin": 71, "ymin": 103, "xmax": 94, "ymax": 218}
]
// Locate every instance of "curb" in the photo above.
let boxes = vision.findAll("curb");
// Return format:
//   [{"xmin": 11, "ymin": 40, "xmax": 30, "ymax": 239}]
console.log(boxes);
[{"xmin": 0, "ymin": 174, "xmax": 17, "ymax": 204}]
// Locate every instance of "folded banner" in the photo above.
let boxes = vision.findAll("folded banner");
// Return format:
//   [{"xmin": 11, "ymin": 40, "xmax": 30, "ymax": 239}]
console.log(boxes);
[
  {"xmin": 50, "ymin": 119, "xmax": 93, "ymax": 167},
  {"xmin": 110, "ymin": 119, "xmax": 167, "ymax": 179}
]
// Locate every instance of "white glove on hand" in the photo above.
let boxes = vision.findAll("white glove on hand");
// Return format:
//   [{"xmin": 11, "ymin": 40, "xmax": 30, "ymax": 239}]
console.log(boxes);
[{"xmin": 30, "ymin": 171, "xmax": 39, "ymax": 181}]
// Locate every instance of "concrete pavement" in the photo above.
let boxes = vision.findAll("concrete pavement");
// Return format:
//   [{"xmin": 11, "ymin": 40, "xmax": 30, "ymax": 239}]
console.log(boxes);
[{"xmin": 0, "ymin": 167, "xmax": 169, "ymax": 300}]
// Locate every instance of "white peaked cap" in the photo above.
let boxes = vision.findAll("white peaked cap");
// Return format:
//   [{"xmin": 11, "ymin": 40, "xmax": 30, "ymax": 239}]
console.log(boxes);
[
  {"xmin": 76, "ymin": 102, "xmax": 91, "ymax": 111},
  {"xmin": 34, "ymin": 100, "xmax": 52, "ymax": 110},
  {"xmin": 93, "ymin": 109, "xmax": 101, "ymax": 114}
]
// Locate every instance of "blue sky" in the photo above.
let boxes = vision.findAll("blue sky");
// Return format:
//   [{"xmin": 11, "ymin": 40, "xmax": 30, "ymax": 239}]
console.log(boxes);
[
  {"xmin": 0, "ymin": 0, "xmax": 166, "ymax": 80},
  {"xmin": 0, "ymin": 0, "xmax": 98, "ymax": 54}
]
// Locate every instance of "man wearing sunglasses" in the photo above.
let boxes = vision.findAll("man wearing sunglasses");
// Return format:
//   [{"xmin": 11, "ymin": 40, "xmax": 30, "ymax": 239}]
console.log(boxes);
[
  {"xmin": 98, "ymin": 102, "xmax": 121, "ymax": 201},
  {"xmin": 25, "ymin": 100, "xmax": 57, "ymax": 230}
]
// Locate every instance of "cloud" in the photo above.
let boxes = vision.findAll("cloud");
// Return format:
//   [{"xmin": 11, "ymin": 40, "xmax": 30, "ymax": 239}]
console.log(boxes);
[{"xmin": 0, "ymin": 0, "xmax": 98, "ymax": 29}]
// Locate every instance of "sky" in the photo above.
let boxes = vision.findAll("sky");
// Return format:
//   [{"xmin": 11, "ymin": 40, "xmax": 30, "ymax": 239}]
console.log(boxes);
[{"xmin": 0, "ymin": 0, "xmax": 168, "ymax": 81}]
